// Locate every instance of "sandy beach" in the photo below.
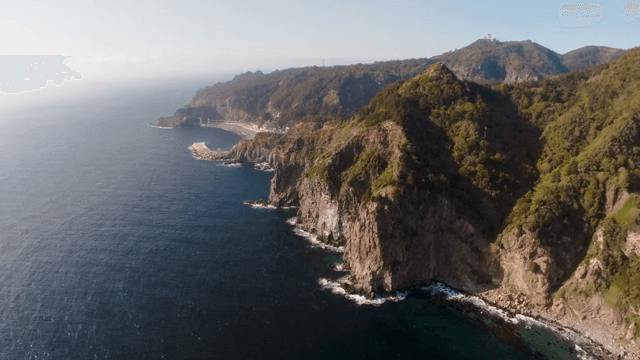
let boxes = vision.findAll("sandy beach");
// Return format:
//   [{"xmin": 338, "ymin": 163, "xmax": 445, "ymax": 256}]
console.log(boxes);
[{"xmin": 202, "ymin": 121, "xmax": 265, "ymax": 140}]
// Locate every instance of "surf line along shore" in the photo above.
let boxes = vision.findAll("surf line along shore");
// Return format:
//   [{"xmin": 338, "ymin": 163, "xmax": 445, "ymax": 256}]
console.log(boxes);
[{"xmin": 189, "ymin": 121, "xmax": 268, "ymax": 160}]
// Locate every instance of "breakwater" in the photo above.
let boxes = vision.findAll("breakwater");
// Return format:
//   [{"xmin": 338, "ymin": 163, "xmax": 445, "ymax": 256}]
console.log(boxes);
[{"xmin": 188, "ymin": 142, "xmax": 229, "ymax": 161}]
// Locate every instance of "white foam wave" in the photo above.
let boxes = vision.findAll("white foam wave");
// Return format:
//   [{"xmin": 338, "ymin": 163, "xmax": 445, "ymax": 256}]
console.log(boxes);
[
  {"xmin": 285, "ymin": 217, "xmax": 298, "ymax": 225},
  {"xmin": 149, "ymin": 125, "xmax": 173, "ymax": 129},
  {"xmin": 416, "ymin": 283, "xmax": 597, "ymax": 359},
  {"xmin": 418, "ymin": 283, "xmax": 517, "ymax": 323},
  {"xmin": 217, "ymin": 162, "xmax": 241, "ymax": 168},
  {"xmin": 318, "ymin": 277, "xmax": 408, "ymax": 306},
  {"xmin": 292, "ymin": 227, "xmax": 344, "ymax": 253},
  {"xmin": 243, "ymin": 200, "xmax": 277, "ymax": 210},
  {"xmin": 254, "ymin": 162, "xmax": 274, "ymax": 172}
]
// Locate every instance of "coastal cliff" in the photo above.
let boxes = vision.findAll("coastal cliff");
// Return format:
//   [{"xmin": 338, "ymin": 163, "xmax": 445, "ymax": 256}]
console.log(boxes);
[{"xmin": 198, "ymin": 49, "xmax": 640, "ymax": 356}]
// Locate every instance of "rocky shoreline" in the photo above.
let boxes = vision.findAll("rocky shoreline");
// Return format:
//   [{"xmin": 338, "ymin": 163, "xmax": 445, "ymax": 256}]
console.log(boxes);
[
  {"xmin": 187, "ymin": 128, "xmax": 640, "ymax": 360},
  {"xmin": 479, "ymin": 289, "xmax": 640, "ymax": 359}
]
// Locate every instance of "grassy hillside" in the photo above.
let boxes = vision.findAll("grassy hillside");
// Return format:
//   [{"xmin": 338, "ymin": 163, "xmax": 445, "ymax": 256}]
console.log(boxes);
[{"xmin": 562, "ymin": 46, "xmax": 629, "ymax": 72}]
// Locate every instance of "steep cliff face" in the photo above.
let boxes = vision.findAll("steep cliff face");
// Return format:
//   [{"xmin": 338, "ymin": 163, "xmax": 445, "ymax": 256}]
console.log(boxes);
[
  {"xmin": 258, "ymin": 121, "xmax": 504, "ymax": 296},
  {"xmin": 213, "ymin": 50, "xmax": 640, "ymax": 350}
]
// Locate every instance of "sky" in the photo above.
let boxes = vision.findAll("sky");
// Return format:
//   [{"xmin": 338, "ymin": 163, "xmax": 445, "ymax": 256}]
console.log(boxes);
[{"xmin": 0, "ymin": 0, "xmax": 639, "ymax": 96}]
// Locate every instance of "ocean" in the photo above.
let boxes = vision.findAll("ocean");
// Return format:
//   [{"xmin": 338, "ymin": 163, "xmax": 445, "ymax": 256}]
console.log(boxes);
[{"xmin": 0, "ymin": 78, "xmax": 592, "ymax": 359}]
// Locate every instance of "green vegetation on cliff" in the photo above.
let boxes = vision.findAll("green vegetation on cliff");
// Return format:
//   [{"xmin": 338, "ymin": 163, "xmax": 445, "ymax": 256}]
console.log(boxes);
[
  {"xmin": 287, "ymin": 47, "xmax": 640, "ymax": 317},
  {"xmin": 499, "ymin": 49, "xmax": 640, "ymax": 301},
  {"xmin": 352, "ymin": 63, "xmax": 541, "ymax": 237},
  {"xmin": 341, "ymin": 150, "xmax": 383, "ymax": 188},
  {"xmin": 229, "ymin": 46, "xmax": 640, "ymax": 333},
  {"xmin": 300, "ymin": 62, "xmax": 541, "ymax": 240}
]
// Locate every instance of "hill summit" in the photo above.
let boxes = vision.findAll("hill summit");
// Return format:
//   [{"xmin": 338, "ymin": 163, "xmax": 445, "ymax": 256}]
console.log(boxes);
[{"xmin": 433, "ymin": 39, "xmax": 568, "ymax": 83}]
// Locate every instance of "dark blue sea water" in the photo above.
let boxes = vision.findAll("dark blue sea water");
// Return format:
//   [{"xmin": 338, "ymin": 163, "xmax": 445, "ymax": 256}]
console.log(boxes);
[{"xmin": 0, "ymin": 80, "xmax": 588, "ymax": 359}]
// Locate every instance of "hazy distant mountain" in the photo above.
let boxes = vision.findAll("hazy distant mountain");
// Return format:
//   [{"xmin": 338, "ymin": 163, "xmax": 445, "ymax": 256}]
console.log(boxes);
[
  {"xmin": 433, "ymin": 40, "xmax": 628, "ymax": 83},
  {"xmin": 156, "ymin": 39, "xmax": 628, "ymax": 128},
  {"xmin": 562, "ymin": 45, "xmax": 629, "ymax": 72},
  {"xmin": 432, "ymin": 39, "xmax": 568, "ymax": 84}
]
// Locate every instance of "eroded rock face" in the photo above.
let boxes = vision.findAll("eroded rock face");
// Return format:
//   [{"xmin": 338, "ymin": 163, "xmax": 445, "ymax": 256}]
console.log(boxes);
[
  {"xmin": 269, "ymin": 160, "xmax": 305, "ymax": 208},
  {"xmin": 625, "ymin": 231, "xmax": 640, "ymax": 257},
  {"xmin": 499, "ymin": 229, "xmax": 554, "ymax": 303},
  {"xmin": 345, "ymin": 192, "xmax": 502, "ymax": 296},
  {"xmin": 217, "ymin": 126, "xmax": 503, "ymax": 298},
  {"xmin": 270, "ymin": 170, "xmax": 503, "ymax": 297},
  {"xmin": 449, "ymin": 63, "xmax": 540, "ymax": 84}
]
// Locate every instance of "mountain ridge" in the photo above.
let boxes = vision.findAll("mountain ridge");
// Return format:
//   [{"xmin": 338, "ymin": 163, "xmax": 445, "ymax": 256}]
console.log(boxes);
[{"xmin": 155, "ymin": 39, "xmax": 628, "ymax": 130}]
